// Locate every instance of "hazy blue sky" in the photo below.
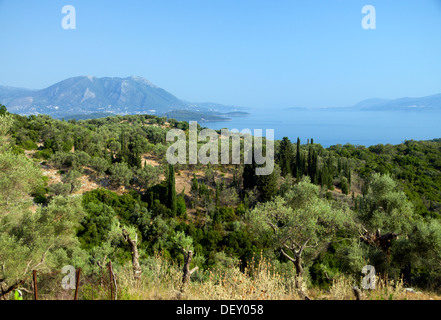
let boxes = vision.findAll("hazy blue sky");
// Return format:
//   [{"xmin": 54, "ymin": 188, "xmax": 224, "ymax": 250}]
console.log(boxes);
[{"xmin": 0, "ymin": 0, "xmax": 440, "ymax": 109}]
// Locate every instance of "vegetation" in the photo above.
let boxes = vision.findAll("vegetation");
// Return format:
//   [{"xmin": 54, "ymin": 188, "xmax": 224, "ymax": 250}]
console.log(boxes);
[{"xmin": 1, "ymin": 103, "xmax": 441, "ymax": 300}]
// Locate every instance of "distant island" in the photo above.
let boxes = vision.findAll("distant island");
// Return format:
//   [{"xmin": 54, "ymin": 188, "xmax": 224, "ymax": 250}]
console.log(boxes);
[
  {"xmin": 284, "ymin": 107, "xmax": 308, "ymax": 111},
  {"xmin": 162, "ymin": 110, "xmax": 230, "ymax": 122},
  {"xmin": 222, "ymin": 111, "xmax": 250, "ymax": 117}
]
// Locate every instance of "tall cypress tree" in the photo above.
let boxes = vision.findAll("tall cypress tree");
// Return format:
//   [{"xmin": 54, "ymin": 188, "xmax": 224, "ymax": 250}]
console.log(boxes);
[
  {"xmin": 307, "ymin": 146, "xmax": 319, "ymax": 184},
  {"xmin": 257, "ymin": 169, "xmax": 278, "ymax": 202},
  {"xmin": 313, "ymin": 149, "xmax": 319, "ymax": 184},
  {"xmin": 167, "ymin": 164, "xmax": 177, "ymax": 216},
  {"xmin": 215, "ymin": 182, "xmax": 221, "ymax": 208},
  {"xmin": 243, "ymin": 163, "xmax": 258, "ymax": 190},
  {"xmin": 295, "ymin": 137, "xmax": 302, "ymax": 178},
  {"xmin": 307, "ymin": 145, "xmax": 313, "ymax": 178},
  {"xmin": 278, "ymin": 137, "xmax": 292, "ymax": 177}
]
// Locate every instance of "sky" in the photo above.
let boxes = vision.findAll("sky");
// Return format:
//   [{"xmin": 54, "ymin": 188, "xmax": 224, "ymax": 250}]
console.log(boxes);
[{"xmin": 0, "ymin": 0, "xmax": 440, "ymax": 109}]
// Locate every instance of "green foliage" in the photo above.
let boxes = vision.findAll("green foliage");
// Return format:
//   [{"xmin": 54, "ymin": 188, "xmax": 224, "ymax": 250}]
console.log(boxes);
[
  {"xmin": 62, "ymin": 169, "xmax": 82, "ymax": 193},
  {"xmin": 340, "ymin": 177, "xmax": 349, "ymax": 195},
  {"xmin": 173, "ymin": 231, "xmax": 194, "ymax": 252},
  {"xmin": 4, "ymin": 111, "xmax": 441, "ymax": 294},
  {"xmin": 177, "ymin": 195, "xmax": 187, "ymax": 217},
  {"xmin": 90, "ymin": 156, "xmax": 110, "ymax": 177},
  {"xmin": 0, "ymin": 196, "xmax": 86, "ymax": 283},
  {"xmin": 277, "ymin": 137, "xmax": 293, "ymax": 177},
  {"xmin": 247, "ymin": 177, "xmax": 353, "ymax": 276},
  {"xmin": 166, "ymin": 165, "xmax": 177, "ymax": 216},
  {"xmin": 0, "ymin": 151, "xmax": 42, "ymax": 211},
  {"xmin": 78, "ymin": 202, "xmax": 119, "ymax": 250},
  {"xmin": 135, "ymin": 164, "xmax": 161, "ymax": 189},
  {"xmin": 0, "ymin": 104, "xmax": 7, "ymax": 116},
  {"xmin": 358, "ymin": 173, "xmax": 414, "ymax": 235},
  {"xmin": 109, "ymin": 162, "xmax": 134, "ymax": 187}
]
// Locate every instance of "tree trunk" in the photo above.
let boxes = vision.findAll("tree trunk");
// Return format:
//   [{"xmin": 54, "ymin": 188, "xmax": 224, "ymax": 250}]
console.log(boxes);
[
  {"xmin": 181, "ymin": 250, "xmax": 198, "ymax": 293},
  {"xmin": 293, "ymin": 257, "xmax": 310, "ymax": 300},
  {"xmin": 352, "ymin": 286, "xmax": 364, "ymax": 300},
  {"xmin": 280, "ymin": 248, "xmax": 311, "ymax": 300},
  {"xmin": 0, "ymin": 278, "xmax": 26, "ymax": 300},
  {"xmin": 122, "ymin": 229, "xmax": 142, "ymax": 284},
  {"xmin": 403, "ymin": 263, "xmax": 412, "ymax": 286}
]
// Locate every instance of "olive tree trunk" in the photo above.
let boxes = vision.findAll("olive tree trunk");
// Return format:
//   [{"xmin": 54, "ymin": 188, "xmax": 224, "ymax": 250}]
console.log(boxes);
[
  {"xmin": 180, "ymin": 250, "xmax": 198, "ymax": 292},
  {"xmin": 122, "ymin": 228, "xmax": 142, "ymax": 284}
]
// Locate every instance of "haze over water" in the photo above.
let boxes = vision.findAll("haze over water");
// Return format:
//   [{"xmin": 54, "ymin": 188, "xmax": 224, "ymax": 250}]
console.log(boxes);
[{"xmin": 203, "ymin": 108, "xmax": 441, "ymax": 148}]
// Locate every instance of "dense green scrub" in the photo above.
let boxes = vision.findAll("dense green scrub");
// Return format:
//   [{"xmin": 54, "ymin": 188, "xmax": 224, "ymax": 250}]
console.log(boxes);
[{"xmin": 2, "ymin": 104, "xmax": 441, "ymax": 299}]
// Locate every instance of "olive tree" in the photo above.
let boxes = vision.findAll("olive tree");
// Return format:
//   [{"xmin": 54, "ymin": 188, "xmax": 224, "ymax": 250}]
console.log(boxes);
[
  {"xmin": 0, "ymin": 115, "xmax": 42, "ymax": 213},
  {"xmin": 109, "ymin": 162, "xmax": 133, "ymax": 187},
  {"xmin": 172, "ymin": 231, "xmax": 198, "ymax": 291},
  {"xmin": 356, "ymin": 173, "xmax": 415, "ymax": 275},
  {"xmin": 0, "ymin": 196, "xmax": 86, "ymax": 298},
  {"xmin": 135, "ymin": 164, "xmax": 161, "ymax": 190},
  {"xmin": 247, "ymin": 177, "xmax": 352, "ymax": 298},
  {"xmin": 358, "ymin": 173, "xmax": 414, "ymax": 236}
]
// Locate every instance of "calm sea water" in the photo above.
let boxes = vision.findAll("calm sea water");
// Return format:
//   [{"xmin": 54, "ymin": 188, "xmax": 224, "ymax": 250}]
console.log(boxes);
[{"xmin": 202, "ymin": 108, "xmax": 441, "ymax": 148}]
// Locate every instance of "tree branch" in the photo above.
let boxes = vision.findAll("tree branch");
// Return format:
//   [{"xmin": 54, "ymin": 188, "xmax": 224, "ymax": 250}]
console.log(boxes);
[
  {"xmin": 267, "ymin": 221, "xmax": 278, "ymax": 234},
  {"xmin": 280, "ymin": 248, "xmax": 297, "ymax": 263}
]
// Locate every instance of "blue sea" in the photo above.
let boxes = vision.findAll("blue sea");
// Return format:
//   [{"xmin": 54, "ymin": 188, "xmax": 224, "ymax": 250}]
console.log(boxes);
[{"xmin": 202, "ymin": 108, "xmax": 441, "ymax": 148}]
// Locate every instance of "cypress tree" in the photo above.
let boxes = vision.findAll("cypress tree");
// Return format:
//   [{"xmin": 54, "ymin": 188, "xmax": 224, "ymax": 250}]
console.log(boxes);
[
  {"xmin": 167, "ymin": 164, "xmax": 177, "ymax": 216},
  {"xmin": 307, "ymin": 147, "xmax": 319, "ymax": 185},
  {"xmin": 243, "ymin": 162, "xmax": 258, "ymax": 190},
  {"xmin": 278, "ymin": 137, "xmax": 292, "ymax": 177},
  {"xmin": 302, "ymin": 153, "xmax": 308, "ymax": 177},
  {"xmin": 327, "ymin": 154, "xmax": 334, "ymax": 176},
  {"xmin": 215, "ymin": 182, "xmax": 221, "ymax": 208},
  {"xmin": 341, "ymin": 177, "xmax": 349, "ymax": 195},
  {"xmin": 307, "ymin": 145, "xmax": 312, "ymax": 178},
  {"xmin": 257, "ymin": 169, "xmax": 278, "ymax": 202},
  {"xmin": 295, "ymin": 137, "xmax": 302, "ymax": 178},
  {"xmin": 313, "ymin": 150, "xmax": 319, "ymax": 184}
]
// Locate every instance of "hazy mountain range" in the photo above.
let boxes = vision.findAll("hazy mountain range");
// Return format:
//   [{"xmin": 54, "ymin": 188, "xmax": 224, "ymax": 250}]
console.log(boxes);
[
  {"xmin": 350, "ymin": 94, "xmax": 441, "ymax": 111},
  {"xmin": 0, "ymin": 76, "xmax": 243, "ymax": 119},
  {"xmin": 0, "ymin": 76, "xmax": 440, "ymax": 120}
]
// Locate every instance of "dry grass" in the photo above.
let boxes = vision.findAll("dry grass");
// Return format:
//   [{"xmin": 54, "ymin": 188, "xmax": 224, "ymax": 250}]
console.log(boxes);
[
  {"xmin": 187, "ymin": 255, "xmax": 300, "ymax": 300},
  {"xmin": 105, "ymin": 254, "xmax": 441, "ymax": 301},
  {"xmin": 313, "ymin": 274, "xmax": 441, "ymax": 301},
  {"xmin": 22, "ymin": 253, "xmax": 441, "ymax": 301}
]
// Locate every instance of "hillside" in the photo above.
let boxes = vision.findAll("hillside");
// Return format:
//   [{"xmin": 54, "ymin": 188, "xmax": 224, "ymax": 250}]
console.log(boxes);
[{"xmin": 2, "ymin": 108, "xmax": 441, "ymax": 301}]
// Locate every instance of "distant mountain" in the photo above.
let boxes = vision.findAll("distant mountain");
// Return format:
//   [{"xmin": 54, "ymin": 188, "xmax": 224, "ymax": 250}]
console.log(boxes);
[
  {"xmin": 0, "ymin": 76, "xmax": 242, "ymax": 117},
  {"xmin": 350, "ymin": 98, "xmax": 392, "ymax": 110},
  {"xmin": 0, "ymin": 86, "xmax": 35, "ymax": 99},
  {"xmin": 352, "ymin": 94, "xmax": 441, "ymax": 111}
]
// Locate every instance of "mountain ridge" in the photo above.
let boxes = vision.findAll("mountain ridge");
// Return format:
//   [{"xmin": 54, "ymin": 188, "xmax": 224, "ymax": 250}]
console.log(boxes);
[
  {"xmin": 351, "ymin": 94, "xmax": 441, "ymax": 111},
  {"xmin": 0, "ymin": 76, "xmax": 241, "ymax": 117}
]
